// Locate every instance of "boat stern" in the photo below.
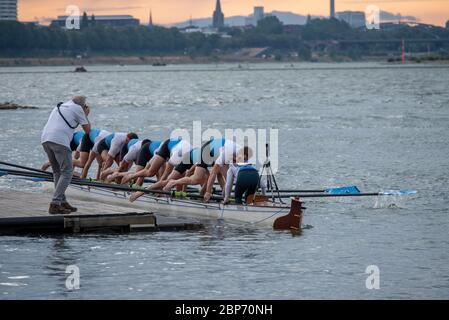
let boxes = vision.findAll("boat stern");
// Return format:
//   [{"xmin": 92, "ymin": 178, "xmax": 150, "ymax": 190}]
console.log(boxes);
[{"xmin": 273, "ymin": 197, "xmax": 304, "ymax": 232}]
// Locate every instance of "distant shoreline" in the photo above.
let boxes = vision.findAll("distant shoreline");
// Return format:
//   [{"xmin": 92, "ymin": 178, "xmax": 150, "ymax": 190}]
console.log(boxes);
[
  {"xmin": 0, "ymin": 55, "xmax": 386, "ymax": 67},
  {"xmin": 0, "ymin": 55, "xmax": 448, "ymax": 67}
]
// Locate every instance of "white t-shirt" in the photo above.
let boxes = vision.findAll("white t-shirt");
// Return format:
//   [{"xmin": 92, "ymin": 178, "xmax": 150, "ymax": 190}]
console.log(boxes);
[
  {"xmin": 108, "ymin": 133, "xmax": 127, "ymax": 158},
  {"xmin": 168, "ymin": 140, "xmax": 192, "ymax": 166},
  {"xmin": 41, "ymin": 100, "xmax": 89, "ymax": 149},
  {"xmin": 224, "ymin": 163, "xmax": 266, "ymax": 200},
  {"xmin": 91, "ymin": 130, "xmax": 111, "ymax": 154},
  {"xmin": 123, "ymin": 140, "xmax": 143, "ymax": 164},
  {"xmin": 215, "ymin": 140, "xmax": 241, "ymax": 167}
]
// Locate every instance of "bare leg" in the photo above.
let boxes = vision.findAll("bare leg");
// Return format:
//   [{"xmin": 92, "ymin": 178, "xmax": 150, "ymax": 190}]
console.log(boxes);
[
  {"xmin": 160, "ymin": 163, "xmax": 174, "ymax": 181},
  {"xmin": 72, "ymin": 151, "xmax": 89, "ymax": 169},
  {"xmin": 41, "ymin": 161, "xmax": 51, "ymax": 171},
  {"xmin": 95, "ymin": 152, "xmax": 106, "ymax": 180},
  {"xmin": 111, "ymin": 165, "xmax": 144, "ymax": 184},
  {"xmin": 81, "ymin": 151, "xmax": 97, "ymax": 179},
  {"xmin": 163, "ymin": 167, "xmax": 208, "ymax": 191},
  {"xmin": 101, "ymin": 167, "xmax": 117, "ymax": 181},
  {"xmin": 130, "ymin": 170, "xmax": 184, "ymax": 203},
  {"xmin": 122, "ymin": 155, "xmax": 166, "ymax": 185},
  {"xmin": 156, "ymin": 163, "xmax": 166, "ymax": 180}
]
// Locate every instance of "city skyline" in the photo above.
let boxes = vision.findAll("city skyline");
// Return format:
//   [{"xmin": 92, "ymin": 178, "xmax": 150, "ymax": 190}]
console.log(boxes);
[{"xmin": 17, "ymin": 0, "xmax": 449, "ymax": 26}]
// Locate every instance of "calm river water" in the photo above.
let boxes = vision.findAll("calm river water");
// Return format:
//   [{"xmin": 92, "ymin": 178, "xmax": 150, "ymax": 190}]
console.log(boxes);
[{"xmin": 0, "ymin": 63, "xmax": 448, "ymax": 299}]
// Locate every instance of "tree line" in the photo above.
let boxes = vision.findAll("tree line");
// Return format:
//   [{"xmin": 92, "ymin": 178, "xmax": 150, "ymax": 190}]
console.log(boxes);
[{"xmin": 1, "ymin": 16, "xmax": 448, "ymax": 59}]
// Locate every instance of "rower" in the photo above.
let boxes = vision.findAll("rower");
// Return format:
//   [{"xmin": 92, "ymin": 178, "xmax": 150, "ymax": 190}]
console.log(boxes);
[
  {"xmin": 101, "ymin": 138, "xmax": 150, "ymax": 182},
  {"xmin": 224, "ymin": 147, "xmax": 264, "ymax": 205},
  {"xmin": 203, "ymin": 139, "xmax": 242, "ymax": 201},
  {"xmin": 81, "ymin": 132, "xmax": 138, "ymax": 179},
  {"xmin": 41, "ymin": 131, "xmax": 84, "ymax": 171},
  {"xmin": 112, "ymin": 139, "xmax": 162, "ymax": 185},
  {"xmin": 72, "ymin": 128, "xmax": 110, "ymax": 170},
  {"xmin": 162, "ymin": 138, "xmax": 240, "ymax": 196},
  {"xmin": 129, "ymin": 147, "xmax": 200, "ymax": 202},
  {"xmin": 121, "ymin": 137, "xmax": 191, "ymax": 185},
  {"xmin": 98, "ymin": 132, "xmax": 139, "ymax": 176}
]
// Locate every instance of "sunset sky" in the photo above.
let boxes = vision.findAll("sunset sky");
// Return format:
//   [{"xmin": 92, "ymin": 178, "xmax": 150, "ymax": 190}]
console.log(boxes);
[{"xmin": 18, "ymin": 0, "xmax": 449, "ymax": 27}]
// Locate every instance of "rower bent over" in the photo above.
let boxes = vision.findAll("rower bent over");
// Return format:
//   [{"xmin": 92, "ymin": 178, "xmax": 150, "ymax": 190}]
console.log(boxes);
[
  {"xmin": 163, "ymin": 138, "xmax": 240, "ymax": 197},
  {"xmin": 224, "ymin": 147, "xmax": 264, "ymax": 205},
  {"xmin": 121, "ymin": 137, "xmax": 191, "ymax": 185},
  {"xmin": 129, "ymin": 147, "xmax": 200, "ymax": 202},
  {"xmin": 101, "ymin": 138, "xmax": 150, "ymax": 182},
  {"xmin": 73, "ymin": 128, "xmax": 110, "ymax": 170}
]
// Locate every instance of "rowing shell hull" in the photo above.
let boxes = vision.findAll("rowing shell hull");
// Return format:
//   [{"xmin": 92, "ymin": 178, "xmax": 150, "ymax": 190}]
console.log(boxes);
[{"xmin": 41, "ymin": 184, "xmax": 304, "ymax": 231}]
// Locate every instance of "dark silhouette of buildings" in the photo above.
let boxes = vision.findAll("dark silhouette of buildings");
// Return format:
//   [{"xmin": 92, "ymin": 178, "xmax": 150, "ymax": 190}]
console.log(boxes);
[
  {"xmin": 212, "ymin": 0, "xmax": 224, "ymax": 28},
  {"xmin": 0, "ymin": 0, "xmax": 17, "ymax": 21},
  {"xmin": 149, "ymin": 10, "xmax": 153, "ymax": 27},
  {"xmin": 330, "ymin": 0, "xmax": 335, "ymax": 18},
  {"xmin": 51, "ymin": 15, "xmax": 140, "ymax": 28}
]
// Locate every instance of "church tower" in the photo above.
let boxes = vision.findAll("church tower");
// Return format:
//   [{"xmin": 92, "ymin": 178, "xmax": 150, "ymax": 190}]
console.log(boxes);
[{"xmin": 212, "ymin": 0, "xmax": 224, "ymax": 28}]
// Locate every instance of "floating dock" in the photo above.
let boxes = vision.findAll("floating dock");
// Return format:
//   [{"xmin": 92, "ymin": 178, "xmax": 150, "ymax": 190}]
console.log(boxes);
[{"xmin": 0, "ymin": 190, "xmax": 203, "ymax": 235}]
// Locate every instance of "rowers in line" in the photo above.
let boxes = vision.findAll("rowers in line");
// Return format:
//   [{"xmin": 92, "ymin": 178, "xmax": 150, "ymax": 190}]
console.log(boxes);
[
  {"xmin": 108, "ymin": 139, "xmax": 163, "ymax": 185},
  {"xmin": 163, "ymin": 138, "xmax": 240, "ymax": 200},
  {"xmin": 121, "ymin": 137, "xmax": 191, "ymax": 185},
  {"xmin": 81, "ymin": 131, "xmax": 138, "ymax": 179}
]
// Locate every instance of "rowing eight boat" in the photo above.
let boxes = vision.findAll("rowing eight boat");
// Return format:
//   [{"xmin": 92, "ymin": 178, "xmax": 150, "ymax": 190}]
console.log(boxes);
[{"xmin": 59, "ymin": 184, "xmax": 304, "ymax": 232}]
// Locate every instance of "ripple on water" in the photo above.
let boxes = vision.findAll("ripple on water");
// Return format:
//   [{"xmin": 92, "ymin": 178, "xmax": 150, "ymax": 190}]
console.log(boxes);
[{"xmin": 1, "ymin": 63, "xmax": 449, "ymax": 299}]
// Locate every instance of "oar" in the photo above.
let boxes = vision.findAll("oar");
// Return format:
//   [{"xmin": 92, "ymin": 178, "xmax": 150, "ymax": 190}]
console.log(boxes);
[
  {"xmin": 274, "ymin": 189, "xmax": 417, "ymax": 198},
  {"xmin": 265, "ymin": 185, "xmax": 361, "ymax": 194},
  {"xmin": 0, "ymin": 161, "xmax": 159, "ymax": 184},
  {"xmin": 0, "ymin": 168, "xmax": 54, "ymax": 180},
  {"xmin": 0, "ymin": 167, "xmax": 223, "ymax": 201},
  {"xmin": 0, "ymin": 160, "xmax": 51, "ymax": 175},
  {"xmin": 0, "ymin": 167, "xmax": 88, "ymax": 182},
  {"xmin": 0, "ymin": 176, "xmax": 51, "ymax": 182}
]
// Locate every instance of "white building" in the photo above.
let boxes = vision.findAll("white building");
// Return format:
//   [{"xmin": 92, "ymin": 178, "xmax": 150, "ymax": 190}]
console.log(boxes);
[
  {"xmin": 254, "ymin": 7, "xmax": 264, "ymax": 24},
  {"xmin": 245, "ymin": 6, "xmax": 265, "ymax": 26},
  {"xmin": 0, "ymin": 0, "xmax": 17, "ymax": 21},
  {"xmin": 337, "ymin": 11, "xmax": 366, "ymax": 28}
]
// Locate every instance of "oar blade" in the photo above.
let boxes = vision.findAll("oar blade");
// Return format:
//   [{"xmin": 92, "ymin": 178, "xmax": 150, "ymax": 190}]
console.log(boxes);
[
  {"xmin": 325, "ymin": 185, "xmax": 361, "ymax": 194},
  {"xmin": 382, "ymin": 189, "xmax": 418, "ymax": 196}
]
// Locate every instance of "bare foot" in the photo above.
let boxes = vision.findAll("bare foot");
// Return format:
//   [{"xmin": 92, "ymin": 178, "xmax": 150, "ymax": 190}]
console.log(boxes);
[
  {"xmin": 105, "ymin": 172, "xmax": 119, "ymax": 183},
  {"xmin": 163, "ymin": 181, "xmax": 175, "ymax": 191},
  {"xmin": 129, "ymin": 191, "xmax": 145, "ymax": 203},
  {"xmin": 122, "ymin": 174, "xmax": 133, "ymax": 184}
]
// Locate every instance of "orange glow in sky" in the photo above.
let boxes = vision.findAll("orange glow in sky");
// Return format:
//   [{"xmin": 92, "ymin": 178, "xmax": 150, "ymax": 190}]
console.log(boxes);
[{"xmin": 18, "ymin": 0, "xmax": 449, "ymax": 26}]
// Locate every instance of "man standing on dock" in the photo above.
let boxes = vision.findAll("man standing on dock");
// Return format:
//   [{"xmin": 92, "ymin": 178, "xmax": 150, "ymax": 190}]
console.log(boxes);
[{"xmin": 41, "ymin": 96, "xmax": 91, "ymax": 215}]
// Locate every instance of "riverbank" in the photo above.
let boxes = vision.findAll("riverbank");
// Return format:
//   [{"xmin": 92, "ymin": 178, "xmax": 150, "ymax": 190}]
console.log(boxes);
[
  {"xmin": 0, "ymin": 54, "xmax": 393, "ymax": 67},
  {"xmin": 1, "ymin": 55, "xmax": 448, "ymax": 67}
]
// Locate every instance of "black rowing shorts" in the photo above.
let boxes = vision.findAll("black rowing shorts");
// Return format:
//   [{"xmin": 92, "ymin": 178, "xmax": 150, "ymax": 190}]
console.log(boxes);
[
  {"xmin": 156, "ymin": 139, "xmax": 171, "ymax": 160},
  {"xmin": 79, "ymin": 134, "xmax": 94, "ymax": 153},
  {"xmin": 174, "ymin": 151, "xmax": 194, "ymax": 175},
  {"xmin": 119, "ymin": 144, "xmax": 129, "ymax": 163},
  {"xmin": 196, "ymin": 140, "xmax": 217, "ymax": 169},
  {"xmin": 235, "ymin": 169, "xmax": 259, "ymax": 204},
  {"xmin": 136, "ymin": 141, "xmax": 154, "ymax": 167},
  {"xmin": 70, "ymin": 139, "xmax": 78, "ymax": 152},
  {"xmin": 96, "ymin": 138, "xmax": 109, "ymax": 155}
]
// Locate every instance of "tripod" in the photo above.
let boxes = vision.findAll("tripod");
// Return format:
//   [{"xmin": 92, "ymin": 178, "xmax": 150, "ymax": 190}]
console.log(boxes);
[{"xmin": 258, "ymin": 143, "xmax": 284, "ymax": 203}]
